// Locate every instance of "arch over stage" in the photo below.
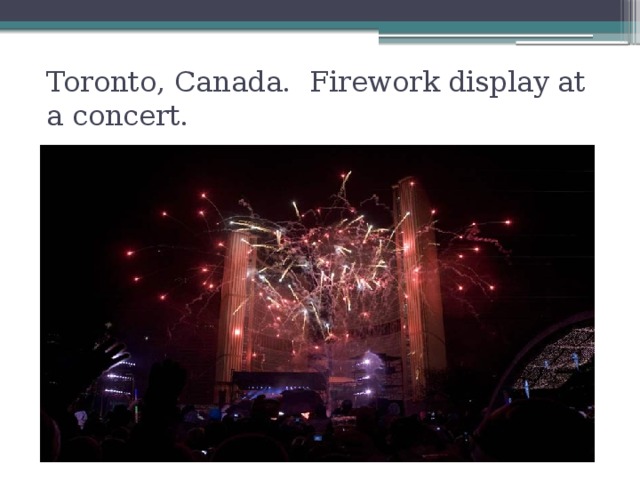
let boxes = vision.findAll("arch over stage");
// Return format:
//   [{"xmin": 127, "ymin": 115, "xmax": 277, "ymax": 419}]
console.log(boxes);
[{"xmin": 484, "ymin": 310, "xmax": 594, "ymax": 419}]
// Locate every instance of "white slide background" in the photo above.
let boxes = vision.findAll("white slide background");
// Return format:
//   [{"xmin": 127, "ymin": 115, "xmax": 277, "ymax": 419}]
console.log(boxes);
[{"xmin": 0, "ymin": 32, "xmax": 638, "ymax": 475}]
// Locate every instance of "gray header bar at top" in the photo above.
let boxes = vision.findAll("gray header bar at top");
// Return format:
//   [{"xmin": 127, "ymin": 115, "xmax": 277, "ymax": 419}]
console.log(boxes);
[{"xmin": 0, "ymin": 0, "xmax": 622, "ymax": 22}]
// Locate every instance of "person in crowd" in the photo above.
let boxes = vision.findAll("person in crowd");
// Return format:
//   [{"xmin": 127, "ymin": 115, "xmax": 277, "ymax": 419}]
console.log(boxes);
[{"xmin": 471, "ymin": 398, "xmax": 595, "ymax": 461}]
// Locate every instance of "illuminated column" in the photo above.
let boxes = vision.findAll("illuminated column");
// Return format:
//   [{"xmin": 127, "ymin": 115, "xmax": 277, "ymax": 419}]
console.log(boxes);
[
  {"xmin": 393, "ymin": 177, "xmax": 447, "ymax": 403},
  {"xmin": 215, "ymin": 231, "xmax": 255, "ymax": 405},
  {"xmin": 243, "ymin": 243, "xmax": 257, "ymax": 370}
]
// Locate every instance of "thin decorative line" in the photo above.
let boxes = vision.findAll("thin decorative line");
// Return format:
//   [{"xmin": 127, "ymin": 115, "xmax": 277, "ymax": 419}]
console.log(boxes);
[
  {"xmin": 516, "ymin": 41, "xmax": 629, "ymax": 45},
  {"xmin": 380, "ymin": 34, "xmax": 594, "ymax": 38}
]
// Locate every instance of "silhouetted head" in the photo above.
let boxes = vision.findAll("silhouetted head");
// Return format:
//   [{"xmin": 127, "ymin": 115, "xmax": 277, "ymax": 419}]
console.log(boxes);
[
  {"xmin": 186, "ymin": 427, "xmax": 206, "ymax": 450},
  {"xmin": 60, "ymin": 436, "xmax": 102, "ymax": 461},
  {"xmin": 40, "ymin": 410, "xmax": 61, "ymax": 462},
  {"xmin": 101, "ymin": 438, "xmax": 129, "ymax": 461},
  {"xmin": 312, "ymin": 403, "xmax": 328, "ymax": 419},
  {"xmin": 472, "ymin": 399, "xmax": 594, "ymax": 461},
  {"xmin": 212, "ymin": 433, "xmax": 289, "ymax": 462}
]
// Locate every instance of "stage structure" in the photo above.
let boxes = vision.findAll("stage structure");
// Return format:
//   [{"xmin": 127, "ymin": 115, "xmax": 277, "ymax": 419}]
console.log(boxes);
[{"xmin": 214, "ymin": 176, "xmax": 446, "ymax": 407}]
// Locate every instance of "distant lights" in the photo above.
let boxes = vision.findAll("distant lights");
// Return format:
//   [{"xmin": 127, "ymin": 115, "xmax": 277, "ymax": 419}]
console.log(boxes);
[
  {"xmin": 104, "ymin": 389, "xmax": 131, "ymax": 395},
  {"xmin": 489, "ymin": 285, "xmax": 496, "ymax": 291},
  {"xmin": 159, "ymin": 294, "xmax": 167, "ymax": 301},
  {"xmin": 505, "ymin": 219, "xmax": 512, "ymax": 225},
  {"xmin": 458, "ymin": 285, "xmax": 464, "ymax": 291},
  {"xmin": 106, "ymin": 374, "xmax": 132, "ymax": 381},
  {"xmin": 133, "ymin": 276, "xmax": 141, "ymax": 282},
  {"xmin": 161, "ymin": 211, "xmax": 168, "ymax": 217},
  {"xmin": 355, "ymin": 388, "xmax": 374, "ymax": 396},
  {"xmin": 198, "ymin": 210, "xmax": 205, "ymax": 216},
  {"xmin": 126, "ymin": 250, "xmax": 135, "ymax": 257},
  {"xmin": 201, "ymin": 192, "xmax": 207, "ymax": 199}
]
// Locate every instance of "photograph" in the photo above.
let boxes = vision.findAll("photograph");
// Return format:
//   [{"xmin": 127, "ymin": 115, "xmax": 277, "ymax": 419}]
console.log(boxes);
[{"xmin": 40, "ymin": 145, "xmax": 594, "ymax": 462}]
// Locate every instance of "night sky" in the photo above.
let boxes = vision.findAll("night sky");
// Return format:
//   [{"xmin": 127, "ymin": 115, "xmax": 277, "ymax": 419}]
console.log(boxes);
[{"xmin": 41, "ymin": 146, "xmax": 594, "ymax": 399}]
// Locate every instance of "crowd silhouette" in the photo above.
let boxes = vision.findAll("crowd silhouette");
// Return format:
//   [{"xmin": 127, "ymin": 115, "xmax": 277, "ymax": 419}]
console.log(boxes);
[{"xmin": 41, "ymin": 340, "xmax": 594, "ymax": 462}]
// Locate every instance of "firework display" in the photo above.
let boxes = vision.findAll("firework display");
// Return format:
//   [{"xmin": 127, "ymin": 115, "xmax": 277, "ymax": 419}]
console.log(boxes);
[{"xmin": 126, "ymin": 171, "xmax": 509, "ymax": 403}]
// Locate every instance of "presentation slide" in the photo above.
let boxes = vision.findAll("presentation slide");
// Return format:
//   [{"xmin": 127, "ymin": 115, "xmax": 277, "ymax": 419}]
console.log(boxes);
[{"xmin": 1, "ymin": 0, "xmax": 638, "ymax": 474}]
